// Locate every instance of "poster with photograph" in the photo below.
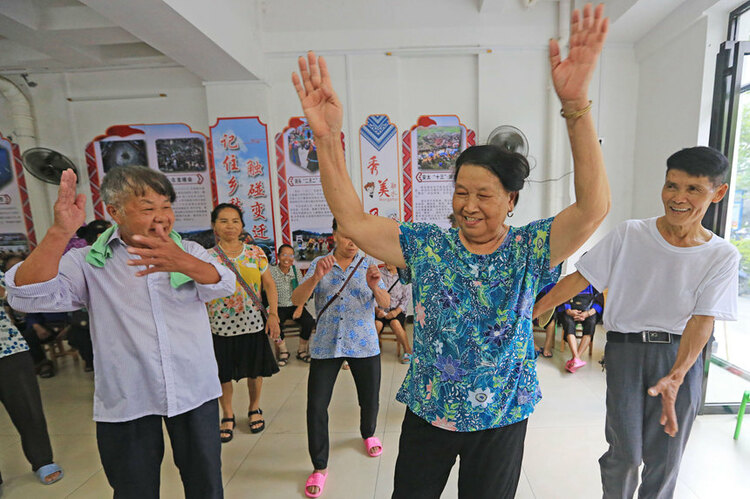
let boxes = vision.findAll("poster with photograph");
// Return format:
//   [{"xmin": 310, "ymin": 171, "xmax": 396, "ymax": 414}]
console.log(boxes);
[
  {"xmin": 402, "ymin": 115, "xmax": 475, "ymax": 228},
  {"xmin": 275, "ymin": 117, "xmax": 344, "ymax": 268},
  {"xmin": 210, "ymin": 117, "xmax": 276, "ymax": 259},
  {"xmin": 0, "ymin": 133, "xmax": 36, "ymax": 253},
  {"xmin": 359, "ymin": 115, "xmax": 400, "ymax": 221},
  {"xmin": 86, "ymin": 124, "xmax": 217, "ymax": 236}
]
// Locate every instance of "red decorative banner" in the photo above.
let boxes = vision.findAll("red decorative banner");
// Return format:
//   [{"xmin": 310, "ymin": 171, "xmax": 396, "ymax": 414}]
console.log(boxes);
[
  {"xmin": 210, "ymin": 116, "xmax": 276, "ymax": 255},
  {"xmin": 0, "ymin": 133, "xmax": 36, "ymax": 252},
  {"xmin": 86, "ymin": 123, "xmax": 217, "ymax": 236},
  {"xmin": 402, "ymin": 115, "xmax": 475, "ymax": 227},
  {"xmin": 359, "ymin": 115, "xmax": 401, "ymax": 221},
  {"xmin": 275, "ymin": 117, "xmax": 344, "ymax": 268}
]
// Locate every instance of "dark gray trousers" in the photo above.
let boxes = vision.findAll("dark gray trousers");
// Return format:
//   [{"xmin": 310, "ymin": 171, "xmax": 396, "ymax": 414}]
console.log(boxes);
[
  {"xmin": 0, "ymin": 351, "xmax": 54, "ymax": 478},
  {"xmin": 599, "ymin": 338, "xmax": 703, "ymax": 499},
  {"xmin": 96, "ymin": 399, "xmax": 223, "ymax": 499}
]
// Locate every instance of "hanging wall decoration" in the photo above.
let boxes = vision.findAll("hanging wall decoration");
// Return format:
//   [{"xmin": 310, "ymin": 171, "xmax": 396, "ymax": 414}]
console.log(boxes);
[
  {"xmin": 86, "ymin": 123, "xmax": 217, "ymax": 237},
  {"xmin": 275, "ymin": 117, "xmax": 345, "ymax": 268},
  {"xmin": 359, "ymin": 115, "xmax": 401, "ymax": 221},
  {"xmin": 0, "ymin": 133, "xmax": 36, "ymax": 252},
  {"xmin": 402, "ymin": 115, "xmax": 475, "ymax": 228},
  {"xmin": 210, "ymin": 117, "xmax": 276, "ymax": 257}
]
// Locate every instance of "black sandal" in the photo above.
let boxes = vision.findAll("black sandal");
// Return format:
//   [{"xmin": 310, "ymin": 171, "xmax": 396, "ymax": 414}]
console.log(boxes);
[
  {"xmin": 278, "ymin": 351, "xmax": 291, "ymax": 367},
  {"xmin": 220, "ymin": 417, "xmax": 235, "ymax": 443},
  {"xmin": 248, "ymin": 409, "xmax": 265, "ymax": 434},
  {"xmin": 296, "ymin": 351, "xmax": 311, "ymax": 363}
]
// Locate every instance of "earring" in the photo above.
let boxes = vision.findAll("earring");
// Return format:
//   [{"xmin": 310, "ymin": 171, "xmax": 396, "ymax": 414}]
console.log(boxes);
[{"xmin": 507, "ymin": 210, "xmax": 514, "ymax": 218}]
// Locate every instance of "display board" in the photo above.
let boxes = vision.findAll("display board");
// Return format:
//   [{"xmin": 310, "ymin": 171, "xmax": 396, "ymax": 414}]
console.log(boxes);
[
  {"xmin": 402, "ymin": 115, "xmax": 475, "ymax": 228},
  {"xmin": 359, "ymin": 115, "xmax": 401, "ymax": 221},
  {"xmin": 275, "ymin": 117, "xmax": 345, "ymax": 267},
  {"xmin": 86, "ymin": 124, "xmax": 217, "ymax": 237},
  {"xmin": 210, "ymin": 117, "xmax": 276, "ymax": 256},
  {"xmin": 0, "ymin": 133, "xmax": 36, "ymax": 253}
]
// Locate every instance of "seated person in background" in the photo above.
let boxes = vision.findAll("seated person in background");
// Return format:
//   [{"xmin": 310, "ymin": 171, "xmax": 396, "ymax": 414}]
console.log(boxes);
[
  {"xmin": 0, "ymin": 269, "xmax": 64, "ymax": 487},
  {"xmin": 533, "ymin": 282, "xmax": 557, "ymax": 358},
  {"xmin": 375, "ymin": 263, "xmax": 412, "ymax": 364},
  {"xmin": 270, "ymin": 244, "xmax": 315, "ymax": 364},
  {"xmin": 67, "ymin": 309, "xmax": 93, "ymax": 372},
  {"xmin": 22, "ymin": 312, "xmax": 71, "ymax": 379},
  {"xmin": 558, "ymin": 284, "xmax": 603, "ymax": 373}
]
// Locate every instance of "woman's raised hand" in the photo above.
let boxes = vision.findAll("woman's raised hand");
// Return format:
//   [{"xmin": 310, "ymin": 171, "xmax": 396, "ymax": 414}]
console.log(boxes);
[
  {"xmin": 549, "ymin": 3, "xmax": 608, "ymax": 108},
  {"xmin": 52, "ymin": 169, "xmax": 86, "ymax": 236},
  {"xmin": 292, "ymin": 51, "xmax": 343, "ymax": 140}
]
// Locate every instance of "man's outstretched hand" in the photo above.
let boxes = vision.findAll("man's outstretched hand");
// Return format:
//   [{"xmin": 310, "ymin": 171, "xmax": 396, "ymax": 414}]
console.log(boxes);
[{"xmin": 648, "ymin": 375, "xmax": 681, "ymax": 437}]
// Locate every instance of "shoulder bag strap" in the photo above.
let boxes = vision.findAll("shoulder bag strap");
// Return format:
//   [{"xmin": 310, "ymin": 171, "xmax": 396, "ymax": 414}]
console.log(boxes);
[
  {"xmin": 315, "ymin": 255, "xmax": 365, "ymax": 326},
  {"xmin": 214, "ymin": 245, "xmax": 268, "ymax": 320}
]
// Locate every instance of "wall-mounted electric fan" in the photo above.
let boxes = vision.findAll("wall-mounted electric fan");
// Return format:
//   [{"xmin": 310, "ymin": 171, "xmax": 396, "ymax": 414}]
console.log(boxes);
[
  {"xmin": 21, "ymin": 147, "xmax": 78, "ymax": 184},
  {"xmin": 486, "ymin": 125, "xmax": 529, "ymax": 157}
]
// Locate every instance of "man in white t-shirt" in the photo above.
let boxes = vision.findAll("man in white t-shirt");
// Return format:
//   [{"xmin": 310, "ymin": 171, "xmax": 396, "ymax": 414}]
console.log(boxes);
[{"xmin": 534, "ymin": 146, "xmax": 739, "ymax": 498}]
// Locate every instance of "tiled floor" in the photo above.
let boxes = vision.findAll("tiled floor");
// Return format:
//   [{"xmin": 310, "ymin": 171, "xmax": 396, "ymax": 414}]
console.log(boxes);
[{"xmin": 0, "ymin": 331, "xmax": 747, "ymax": 498}]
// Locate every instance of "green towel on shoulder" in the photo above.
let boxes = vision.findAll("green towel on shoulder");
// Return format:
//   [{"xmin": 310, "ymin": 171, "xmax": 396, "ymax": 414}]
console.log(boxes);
[{"xmin": 85, "ymin": 224, "xmax": 193, "ymax": 288}]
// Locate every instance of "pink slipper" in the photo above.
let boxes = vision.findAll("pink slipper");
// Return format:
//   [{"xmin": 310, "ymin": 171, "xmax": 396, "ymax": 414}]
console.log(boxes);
[
  {"xmin": 364, "ymin": 436, "xmax": 383, "ymax": 457},
  {"xmin": 305, "ymin": 471, "xmax": 328, "ymax": 498},
  {"xmin": 566, "ymin": 358, "xmax": 587, "ymax": 373}
]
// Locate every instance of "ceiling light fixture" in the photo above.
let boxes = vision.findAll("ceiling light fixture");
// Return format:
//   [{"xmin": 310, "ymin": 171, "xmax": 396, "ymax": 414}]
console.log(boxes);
[{"xmin": 66, "ymin": 93, "xmax": 167, "ymax": 102}]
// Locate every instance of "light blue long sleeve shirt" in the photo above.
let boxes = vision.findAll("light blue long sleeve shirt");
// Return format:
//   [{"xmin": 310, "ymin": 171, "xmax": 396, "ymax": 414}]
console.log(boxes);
[{"xmin": 5, "ymin": 231, "xmax": 236, "ymax": 422}]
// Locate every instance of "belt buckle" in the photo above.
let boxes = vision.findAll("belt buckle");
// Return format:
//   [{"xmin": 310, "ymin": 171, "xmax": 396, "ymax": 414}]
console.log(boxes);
[{"xmin": 642, "ymin": 331, "xmax": 671, "ymax": 344}]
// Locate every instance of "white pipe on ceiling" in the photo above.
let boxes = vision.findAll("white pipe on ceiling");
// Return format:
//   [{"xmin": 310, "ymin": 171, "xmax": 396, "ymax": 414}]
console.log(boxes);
[{"xmin": 0, "ymin": 76, "xmax": 51, "ymax": 240}]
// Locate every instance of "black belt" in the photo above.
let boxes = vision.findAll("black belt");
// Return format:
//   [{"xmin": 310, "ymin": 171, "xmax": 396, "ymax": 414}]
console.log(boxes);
[{"xmin": 607, "ymin": 331, "xmax": 678, "ymax": 344}]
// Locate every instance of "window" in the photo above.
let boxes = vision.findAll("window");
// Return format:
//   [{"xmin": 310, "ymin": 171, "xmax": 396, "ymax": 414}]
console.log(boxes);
[{"xmin": 703, "ymin": 1, "xmax": 750, "ymax": 414}]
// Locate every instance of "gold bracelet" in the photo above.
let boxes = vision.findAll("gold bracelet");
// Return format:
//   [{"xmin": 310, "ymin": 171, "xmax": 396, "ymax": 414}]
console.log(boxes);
[{"xmin": 560, "ymin": 100, "xmax": 592, "ymax": 120}]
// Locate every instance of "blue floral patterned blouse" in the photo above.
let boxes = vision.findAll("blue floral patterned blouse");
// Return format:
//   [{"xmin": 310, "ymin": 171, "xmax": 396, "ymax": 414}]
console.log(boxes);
[
  {"xmin": 396, "ymin": 218, "xmax": 560, "ymax": 432},
  {"xmin": 0, "ymin": 270, "xmax": 29, "ymax": 360},
  {"xmin": 304, "ymin": 253, "xmax": 385, "ymax": 359}
]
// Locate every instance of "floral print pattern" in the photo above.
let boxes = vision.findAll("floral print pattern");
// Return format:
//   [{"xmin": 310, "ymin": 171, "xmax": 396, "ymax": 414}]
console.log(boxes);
[
  {"xmin": 0, "ymin": 270, "xmax": 29, "ymax": 359},
  {"xmin": 303, "ymin": 253, "xmax": 385, "ymax": 359},
  {"xmin": 396, "ymin": 219, "xmax": 560, "ymax": 432}
]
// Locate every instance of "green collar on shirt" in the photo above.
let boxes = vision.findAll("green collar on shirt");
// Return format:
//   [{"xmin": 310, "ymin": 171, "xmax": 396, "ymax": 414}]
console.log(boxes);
[{"xmin": 85, "ymin": 224, "xmax": 193, "ymax": 289}]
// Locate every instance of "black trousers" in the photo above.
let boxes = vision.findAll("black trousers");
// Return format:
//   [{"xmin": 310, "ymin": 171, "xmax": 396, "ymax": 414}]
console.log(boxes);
[
  {"xmin": 559, "ymin": 311, "xmax": 597, "ymax": 337},
  {"xmin": 67, "ymin": 324, "xmax": 94, "ymax": 369},
  {"xmin": 96, "ymin": 399, "xmax": 223, "ymax": 499},
  {"xmin": 393, "ymin": 409, "xmax": 528, "ymax": 499},
  {"xmin": 21, "ymin": 325, "xmax": 47, "ymax": 364},
  {"xmin": 307, "ymin": 355, "xmax": 380, "ymax": 470},
  {"xmin": 0, "ymin": 351, "xmax": 54, "ymax": 476},
  {"xmin": 278, "ymin": 305, "xmax": 315, "ymax": 341}
]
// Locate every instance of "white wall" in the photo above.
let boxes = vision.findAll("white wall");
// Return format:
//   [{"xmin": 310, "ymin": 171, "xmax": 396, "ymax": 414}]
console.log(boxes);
[
  {"xmin": 629, "ymin": 0, "xmax": 737, "ymax": 223},
  {"xmin": 0, "ymin": 0, "xmax": 641, "ymax": 258},
  {"xmin": 1, "ymin": 48, "xmax": 640, "ymax": 253},
  {"xmin": 0, "ymin": 67, "xmax": 210, "ymax": 235},
  {"xmin": 631, "ymin": 18, "xmax": 711, "ymax": 220}
]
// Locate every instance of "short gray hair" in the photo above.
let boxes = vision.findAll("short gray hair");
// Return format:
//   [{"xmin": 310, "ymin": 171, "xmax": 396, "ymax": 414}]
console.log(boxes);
[{"xmin": 101, "ymin": 165, "xmax": 176, "ymax": 210}]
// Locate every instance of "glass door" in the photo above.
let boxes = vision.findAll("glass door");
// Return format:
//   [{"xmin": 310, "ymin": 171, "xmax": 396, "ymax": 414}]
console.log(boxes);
[{"xmin": 703, "ymin": 39, "xmax": 750, "ymax": 413}]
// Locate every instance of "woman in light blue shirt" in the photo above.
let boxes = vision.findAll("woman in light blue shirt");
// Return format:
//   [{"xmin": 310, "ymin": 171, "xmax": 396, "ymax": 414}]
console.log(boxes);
[{"xmin": 292, "ymin": 218, "xmax": 389, "ymax": 498}]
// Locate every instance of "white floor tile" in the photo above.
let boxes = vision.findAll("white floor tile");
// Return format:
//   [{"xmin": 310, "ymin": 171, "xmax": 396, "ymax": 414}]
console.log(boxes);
[{"xmin": 0, "ymin": 333, "xmax": 746, "ymax": 498}]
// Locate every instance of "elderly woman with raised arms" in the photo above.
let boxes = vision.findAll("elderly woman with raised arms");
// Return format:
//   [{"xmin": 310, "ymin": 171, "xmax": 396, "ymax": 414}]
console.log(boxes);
[
  {"xmin": 291, "ymin": 4, "xmax": 610, "ymax": 498},
  {"xmin": 4, "ymin": 166, "xmax": 236, "ymax": 499}
]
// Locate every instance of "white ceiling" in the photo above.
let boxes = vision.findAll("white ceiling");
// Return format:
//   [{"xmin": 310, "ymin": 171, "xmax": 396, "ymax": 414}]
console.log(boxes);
[{"xmin": 0, "ymin": 0, "xmax": 731, "ymax": 79}]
